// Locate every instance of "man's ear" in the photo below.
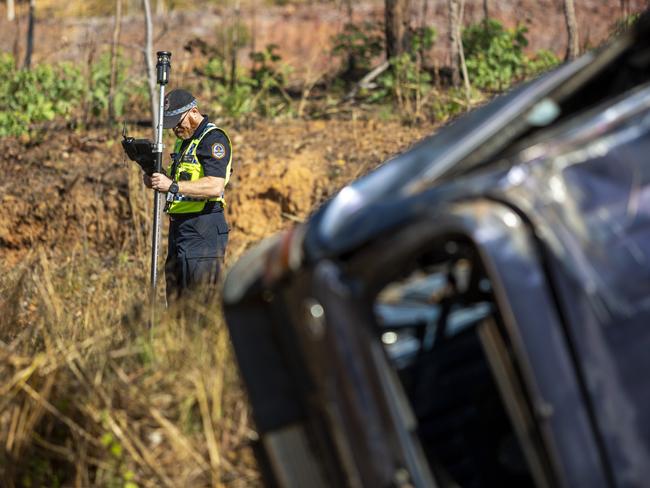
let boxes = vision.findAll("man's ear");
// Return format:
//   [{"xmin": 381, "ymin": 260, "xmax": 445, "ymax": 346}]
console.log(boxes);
[{"xmin": 190, "ymin": 107, "xmax": 201, "ymax": 124}]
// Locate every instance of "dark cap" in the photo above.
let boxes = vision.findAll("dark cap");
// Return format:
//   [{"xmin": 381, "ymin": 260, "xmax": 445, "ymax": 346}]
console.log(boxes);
[{"xmin": 163, "ymin": 89, "xmax": 197, "ymax": 128}]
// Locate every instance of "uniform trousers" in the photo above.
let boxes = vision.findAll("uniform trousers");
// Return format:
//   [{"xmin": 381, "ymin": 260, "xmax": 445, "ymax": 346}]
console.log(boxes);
[{"xmin": 165, "ymin": 209, "xmax": 229, "ymax": 305}]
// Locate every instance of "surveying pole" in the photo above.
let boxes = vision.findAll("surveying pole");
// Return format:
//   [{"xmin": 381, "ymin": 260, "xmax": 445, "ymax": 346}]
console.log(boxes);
[{"xmin": 150, "ymin": 51, "xmax": 171, "ymax": 323}]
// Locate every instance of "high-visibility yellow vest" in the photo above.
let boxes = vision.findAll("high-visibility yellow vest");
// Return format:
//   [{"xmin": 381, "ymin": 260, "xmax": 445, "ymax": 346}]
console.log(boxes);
[{"xmin": 166, "ymin": 123, "xmax": 232, "ymax": 214}]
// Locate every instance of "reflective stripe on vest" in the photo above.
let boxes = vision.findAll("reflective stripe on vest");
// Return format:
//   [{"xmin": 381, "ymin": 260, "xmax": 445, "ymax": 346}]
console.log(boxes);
[{"xmin": 166, "ymin": 123, "xmax": 233, "ymax": 214}]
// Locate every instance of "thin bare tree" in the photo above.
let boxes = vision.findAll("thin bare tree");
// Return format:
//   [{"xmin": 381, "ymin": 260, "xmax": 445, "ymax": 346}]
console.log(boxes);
[
  {"xmin": 417, "ymin": 0, "xmax": 430, "ymax": 66},
  {"xmin": 420, "ymin": 0, "xmax": 429, "ymax": 28},
  {"xmin": 385, "ymin": 0, "xmax": 411, "ymax": 59},
  {"xmin": 23, "ymin": 0, "xmax": 35, "ymax": 69},
  {"xmin": 563, "ymin": 0, "xmax": 580, "ymax": 60},
  {"xmin": 11, "ymin": 1, "xmax": 20, "ymax": 66},
  {"xmin": 7, "ymin": 0, "xmax": 15, "ymax": 21},
  {"xmin": 251, "ymin": 0, "xmax": 256, "ymax": 55},
  {"xmin": 142, "ymin": 0, "xmax": 157, "ymax": 130},
  {"xmin": 448, "ymin": 0, "xmax": 461, "ymax": 86},
  {"xmin": 230, "ymin": 0, "xmax": 241, "ymax": 90},
  {"xmin": 156, "ymin": 0, "xmax": 165, "ymax": 16},
  {"xmin": 457, "ymin": 0, "xmax": 471, "ymax": 105},
  {"xmin": 109, "ymin": 0, "xmax": 123, "ymax": 123},
  {"xmin": 620, "ymin": 0, "xmax": 630, "ymax": 18}
]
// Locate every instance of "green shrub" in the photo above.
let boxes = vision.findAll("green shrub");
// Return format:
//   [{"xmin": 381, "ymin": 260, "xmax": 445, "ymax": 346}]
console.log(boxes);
[
  {"xmin": 462, "ymin": 20, "xmax": 530, "ymax": 91},
  {"xmin": 526, "ymin": 49, "xmax": 560, "ymax": 77},
  {"xmin": 331, "ymin": 21, "xmax": 385, "ymax": 74},
  {"xmin": 365, "ymin": 26, "xmax": 437, "ymax": 119},
  {"xmin": 87, "ymin": 51, "xmax": 131, "ymax": 119},
  {"xmin": 213, "ymin": 78, "xmax": 256, "ymax": 118},
  {"xmin": 0, "ymin": 51, "xmax": 140, "ymax": 136},
  {"xmin": 370, "ymin": 54, "xmax": 432, "ymax": 110},
  {"xmin": 462, "ymin": 20, "xmax": 559, "ymax": 91},
  {"xmin": 206, "ymin": 45, "xmax": 293, "ymax": 118},
  {"xmin": 411, "ymin": 25, "xmax": 437, "ymax": 55},
  {"xmin": 250, "ymin": 44, "xmax": 293, "ymax": 117},
  {"xmin": 0, "ymin": 53, "xmax": 85, "ymax": 136}
]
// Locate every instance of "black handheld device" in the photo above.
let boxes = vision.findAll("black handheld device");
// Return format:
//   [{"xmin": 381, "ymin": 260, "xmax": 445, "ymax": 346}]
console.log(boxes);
[{"xmin": 121, "ymin": 123, "xmax": 156, "ymax": 175}]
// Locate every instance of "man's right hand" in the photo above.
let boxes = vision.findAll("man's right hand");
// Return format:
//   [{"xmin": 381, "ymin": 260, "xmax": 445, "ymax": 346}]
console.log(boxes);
[{"xmin": 143, "ymin": 173, "xmax": 153, "ymax": 188}]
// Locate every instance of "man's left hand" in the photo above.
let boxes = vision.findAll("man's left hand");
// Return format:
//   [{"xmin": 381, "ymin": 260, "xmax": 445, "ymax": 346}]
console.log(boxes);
[{"xmin": 150, "ymin": 172, "xmax": 173, "ymax": 192}]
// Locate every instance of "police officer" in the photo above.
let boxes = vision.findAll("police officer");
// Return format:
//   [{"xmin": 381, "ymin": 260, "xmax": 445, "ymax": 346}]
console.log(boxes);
[{"xmin": 144, "ymin": 89, "xmax": 232, "ymax": 304}]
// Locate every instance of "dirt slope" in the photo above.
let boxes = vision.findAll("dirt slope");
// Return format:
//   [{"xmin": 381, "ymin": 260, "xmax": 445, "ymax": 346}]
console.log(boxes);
[{"xmin": 0, "ymin": 117, "xmax": 436, "ymax": 266}]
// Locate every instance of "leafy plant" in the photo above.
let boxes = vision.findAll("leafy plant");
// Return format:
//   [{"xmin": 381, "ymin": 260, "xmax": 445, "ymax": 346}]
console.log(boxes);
[
  {"xmin": 526, "ymin": 49, "xmax": 560, "ymax": 77},
  {"xmin": 364, "ymin": 26, "xmax": 437, "ymax": 120},
  {"xmin": 0, "ymin": 54, "xmax": 85, "ymax": 136},
  {"xmin": 411, "ymin": 25, "xmax": 437, "ymax": 55},
  {"xmin": 462, "ymin": 20, "xmax": 530, "ymax": 91},
  {"xmin": 213, "ymin": 78, "xmax": 256, "ymax": 118},
  {"xmin": 99, "ymin": 431, "xmax": 139, "ymax": 488},
  {"xmin": 331, "ymin": 21, "xmax": 385, "ymax": 75},
  {"xmin": 87, "ymin": 51, "xmax": 131, "ymax": 119},
  {"xmin": 250, "ymin": 44, "xmax": 288, "ymax": 88},
  {"xmin": 252, "ymin": 45, "xmax": 293, "ymax": 116},
  {"xmin": 462, "ymin": 20, "xmax": 559, "ymax": 91},
  {"xmin": 0, "ymin": 51, "xmax": 141, "ymax": 136},
  {"xmin": 206, "ymin": 45, "xmax": 293, "ymax": 118}
]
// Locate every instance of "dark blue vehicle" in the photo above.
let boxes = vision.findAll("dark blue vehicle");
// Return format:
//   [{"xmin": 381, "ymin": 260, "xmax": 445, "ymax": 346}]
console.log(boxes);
[{"xmin": 223, "ymin": 13, "xmax": 650, "ymax": 488}]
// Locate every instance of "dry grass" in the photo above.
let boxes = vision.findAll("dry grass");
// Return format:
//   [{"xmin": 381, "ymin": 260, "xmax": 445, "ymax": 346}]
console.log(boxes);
[{"xmin": 0, "ymin": 247, "xmax": 260, "ymax": 487}]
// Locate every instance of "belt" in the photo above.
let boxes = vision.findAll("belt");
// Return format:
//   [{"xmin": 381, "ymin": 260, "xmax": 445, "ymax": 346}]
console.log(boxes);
[{"xmin": 168, "ymin": 202, "xmax": 224, "ymax": 221}]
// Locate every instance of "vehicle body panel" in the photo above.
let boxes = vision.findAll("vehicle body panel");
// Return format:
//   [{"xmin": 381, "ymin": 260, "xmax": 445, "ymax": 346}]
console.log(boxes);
[{"xmin": 223, "ymin": 14, "xmax": 650, "ymax": 488}]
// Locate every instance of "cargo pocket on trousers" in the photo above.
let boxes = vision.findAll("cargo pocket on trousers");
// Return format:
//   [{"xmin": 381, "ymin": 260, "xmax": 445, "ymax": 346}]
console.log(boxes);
[
  {"xmin": 215, "ymin": 220, "xmax": 229, "ymax": 257},
  {"xmin": 186, "ymin": 215, "xmax": 229, "ymax": 258},
  {"xmin": 186, "ymin": 257, "xmax": 221, "ymax": 289}
]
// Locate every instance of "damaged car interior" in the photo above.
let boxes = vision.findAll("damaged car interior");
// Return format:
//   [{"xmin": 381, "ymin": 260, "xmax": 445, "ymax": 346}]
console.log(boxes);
[{"xmin": 373, "ymin": 238, "xmax": 541, "ymax": 488}]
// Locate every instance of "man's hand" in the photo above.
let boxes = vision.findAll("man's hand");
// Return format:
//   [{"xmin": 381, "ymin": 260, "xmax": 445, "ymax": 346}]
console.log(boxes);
[
  {"xmin": 142, "ymin": 173, "xmax": 153, "ymax": 188},
  {"xmin": 150, "ymin": 172, "xmax": 173, "ymax": 192}
]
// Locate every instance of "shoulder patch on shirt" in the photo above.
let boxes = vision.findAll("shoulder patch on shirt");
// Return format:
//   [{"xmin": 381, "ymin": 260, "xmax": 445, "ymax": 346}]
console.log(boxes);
[{"xmin": 211, "ymin": 142, "xmax": 226, "ymax": 159}]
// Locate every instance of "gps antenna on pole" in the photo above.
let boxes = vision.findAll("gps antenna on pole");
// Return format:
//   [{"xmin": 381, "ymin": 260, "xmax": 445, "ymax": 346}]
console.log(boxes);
[{"xmin": 150, "ymin": 50, "xmax": 171, "ymax": 327}]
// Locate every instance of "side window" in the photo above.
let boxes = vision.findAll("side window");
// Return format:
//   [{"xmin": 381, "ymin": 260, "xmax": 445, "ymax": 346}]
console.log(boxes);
[{"xmin": 373, "ymin": 238, "xmax": 549, "ymax": 488}]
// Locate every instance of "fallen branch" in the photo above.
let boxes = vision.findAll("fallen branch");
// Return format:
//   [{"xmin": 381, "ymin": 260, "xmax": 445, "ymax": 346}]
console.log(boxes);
[{"xmin": 345, "ymin": 60, "xmax": 391, "ymax": 101}]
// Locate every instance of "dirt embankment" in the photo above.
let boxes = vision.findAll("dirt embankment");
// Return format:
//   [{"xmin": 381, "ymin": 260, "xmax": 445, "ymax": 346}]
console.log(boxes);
[{"xmin": 0, "ymin": 118, "xmax": 436, "ymax": 266}]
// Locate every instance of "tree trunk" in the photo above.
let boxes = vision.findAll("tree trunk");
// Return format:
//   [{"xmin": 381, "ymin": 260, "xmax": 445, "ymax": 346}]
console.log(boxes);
[
  {"xmin": 230, "ymin": 0, "xmax": 240, "ymax": 90},
  {"xmin": 12, "ymin": 2, "xmax": 20, "ymax": 66},
  {"xmin": 108, "ymin": 0, "xmax": 123, "ymax": 123},
  {"xmin": 483, "ymin": 0, "xmax": 489, "ymax": 22},
  {"xmin": 156, "ymin": 0, "xmax": 165, "ymax": 16},
  {"xmin": 420, "ymin": 0, "xmax": 429, "ymax": 28},
  {"xmin": 251, "ymin": 0, "xmax": 256, "ymax": 55},
  {"xmin": 457, "ymin": 0, "xmax": 471, "ymax": 105},
  {"xmin": 7, "ymin": 0, "xmax": 15, "ymax": 21},
  {"xmin": 620, "ymin": 0, "xmax": 629, "ymax": 18},
  {"xmin": 142, "ymin": 0, "xmax": 156, "ymax": 131},
  {"xmin": 448, "ymin": 0, "xmax": 461, "ymax": 86},
  {"xmin": 385, "ymin": 0, "xmax": 411, "ymax": 59},
  {"xmin": 563, "ymin": 0, "xmax": 579, "ymax": 61},
  {"xmin": 23, "ymin": 0, "xmax": 35, "ymax": 69},
  {"xmin": 341, "ymin": 0, "xmax": 355, "ymax": 77}
]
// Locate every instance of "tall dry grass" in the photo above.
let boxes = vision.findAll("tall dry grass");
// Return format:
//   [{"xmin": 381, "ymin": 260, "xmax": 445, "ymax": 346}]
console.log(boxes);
[{"xmin": 0, "ymin": 165, "xmax": 259, "ymax": 487}]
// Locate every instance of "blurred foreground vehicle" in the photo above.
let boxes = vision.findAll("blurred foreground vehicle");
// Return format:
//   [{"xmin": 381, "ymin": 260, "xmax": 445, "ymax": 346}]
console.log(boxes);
[{"xmin": 223, "ymin": 14, "xmax": 650, "ymax": 488}]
